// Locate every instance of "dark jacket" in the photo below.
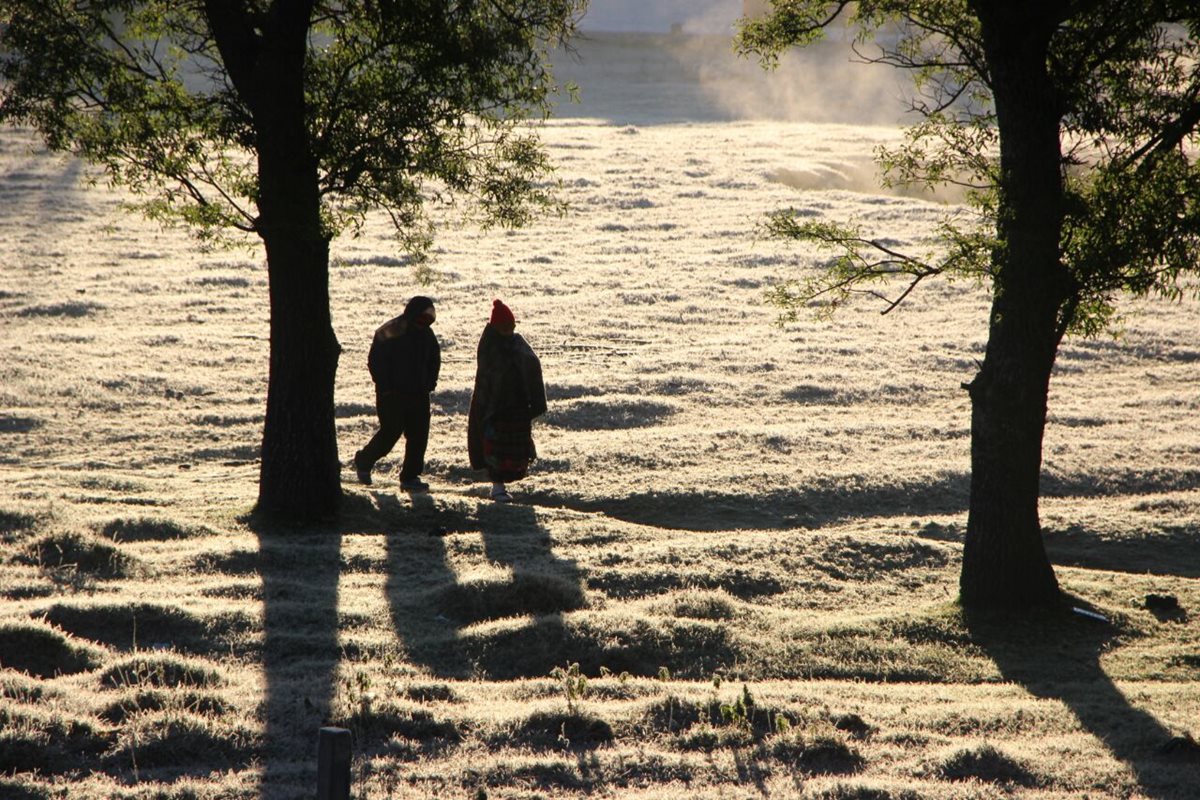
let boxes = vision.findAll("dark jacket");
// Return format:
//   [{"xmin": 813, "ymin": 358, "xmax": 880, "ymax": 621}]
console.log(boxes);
[
  {"xmin": 468, "ymin": 326, "xmax": 546, "ymax": 470},
  {"xmin": 368, "ymin": 315, "xmax": 440, "ymax": 395}
]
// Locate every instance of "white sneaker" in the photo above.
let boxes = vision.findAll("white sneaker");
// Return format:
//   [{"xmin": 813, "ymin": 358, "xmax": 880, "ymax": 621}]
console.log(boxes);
[{"xmin": 490, "ymin": 488, "xmax": 513, "ymax": 503}]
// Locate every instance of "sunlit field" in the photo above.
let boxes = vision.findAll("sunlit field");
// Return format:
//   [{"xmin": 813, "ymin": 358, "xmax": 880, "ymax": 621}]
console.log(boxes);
[{"xmin": 2, "ymin": 32, "xmax": 1199, "ymax": 800}]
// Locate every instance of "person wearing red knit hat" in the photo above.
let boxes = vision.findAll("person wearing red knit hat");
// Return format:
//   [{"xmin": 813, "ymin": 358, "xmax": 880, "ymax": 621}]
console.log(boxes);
[
  {"xmin": 468, "ymin": 299, "xmax": 546, "ymax": 502},
  {"xmin": 489, "ymin": 297, "xmax": 515, "ymax": 329}
]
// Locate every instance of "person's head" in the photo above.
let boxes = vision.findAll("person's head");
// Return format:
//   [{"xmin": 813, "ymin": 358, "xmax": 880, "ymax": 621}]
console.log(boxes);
[
  {"xmin": 490, "ymin": 299, "xmax": 515, "ymax": 336},
  {"xmin": 404, "ymin": 295, "xmax": 436, "ymax": 325}
]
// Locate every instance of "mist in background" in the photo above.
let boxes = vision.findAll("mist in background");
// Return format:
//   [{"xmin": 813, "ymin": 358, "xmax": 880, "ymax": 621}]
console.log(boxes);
[
  {"xmin": 578, "ymin": 0, "xmax": 742, "ymax": 34},
  {"xmin": 555, "ymin": 2, "xmax": 913, "ymax": 126}
]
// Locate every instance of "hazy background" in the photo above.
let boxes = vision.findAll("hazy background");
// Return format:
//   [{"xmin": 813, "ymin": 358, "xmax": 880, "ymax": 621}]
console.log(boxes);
[
  {"xmin": 553, "ymin": 2, "xmax": 910, "ymax": 126},
  {"xmin": 578, "ymin": 0, "xmax": 744, "ymax": 34}
]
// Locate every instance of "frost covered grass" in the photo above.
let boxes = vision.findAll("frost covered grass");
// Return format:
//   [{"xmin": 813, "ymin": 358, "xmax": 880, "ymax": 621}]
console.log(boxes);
[{"xmin": 2, "ymin": 34, "xmax": 1200, "ymax": 800}]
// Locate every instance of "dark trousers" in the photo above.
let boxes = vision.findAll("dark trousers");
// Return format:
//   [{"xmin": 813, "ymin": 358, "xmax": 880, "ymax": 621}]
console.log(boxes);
[{"xmin": 355, "ymin": 391, "xmax": 430, "ymax": 481}]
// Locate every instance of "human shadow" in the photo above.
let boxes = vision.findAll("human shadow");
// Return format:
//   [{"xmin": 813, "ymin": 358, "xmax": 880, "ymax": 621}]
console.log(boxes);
[
  {"xmin": 966, "ymin": 604, "xmax": 1200, "ymax": 798},
  {"xmin": 386, "ymin": 495, "xmax": 587, "ymax": 679},
  {"xmin": 380, "ymin": 490, "xmax": 466, "ymax": 675},
  {"xmin": 247, "ymin": 511, "xmax": 345, "ymax": 798}
]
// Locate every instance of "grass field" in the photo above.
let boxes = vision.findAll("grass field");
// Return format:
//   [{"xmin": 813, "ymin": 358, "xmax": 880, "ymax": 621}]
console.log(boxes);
[{"xmin": 2, "ymin": 32, "xmax": 1199, "ymax": 800}]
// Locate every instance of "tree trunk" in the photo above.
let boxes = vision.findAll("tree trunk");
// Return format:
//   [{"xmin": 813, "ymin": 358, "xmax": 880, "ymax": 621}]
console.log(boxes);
[
  {"xmin": 208, "ymin": 0, "xmax": 343, "ymax": 518},
  {"xmin": 256, "ymin": 223, "xmax": 342, "ymax": 519},
  {"xmin": 960, "ymin": 2, "xmax": 1070, "ymax": 608}
]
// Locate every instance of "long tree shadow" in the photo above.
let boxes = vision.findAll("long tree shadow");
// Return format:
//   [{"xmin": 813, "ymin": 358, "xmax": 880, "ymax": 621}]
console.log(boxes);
[
  {"xmin": 247, "ymin": 513, "xmax": 344, "ymax": 799},
  {"xmin": 522, "ymin": 473, "xmax": 973, "ymax": 531},
  {"xmin": 386, "ymin": 497, "xmax": 586, "ymax": 679},
  {"xmin": 966, "ymin": 605, "xmax": 1200, "ymax": 799},
  {"xmin": 1043, "ymin": 522, "xmax": 1200, "ymax": 578}
]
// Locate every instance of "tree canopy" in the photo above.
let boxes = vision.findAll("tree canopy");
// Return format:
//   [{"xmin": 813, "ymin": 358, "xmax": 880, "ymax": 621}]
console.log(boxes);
[
  {"xmin": 741, "ymin": 1, "xmax": 1200, "ymax": 332},
  {"xmin": 0, "ymin": 0, "xmax": 582, "ymax": 256}
]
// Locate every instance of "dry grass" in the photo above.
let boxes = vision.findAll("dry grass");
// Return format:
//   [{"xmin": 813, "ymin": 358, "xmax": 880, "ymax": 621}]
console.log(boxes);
[{"xmin": 2, "ymin": 33, "xmax": 1199, "ymax": 800}]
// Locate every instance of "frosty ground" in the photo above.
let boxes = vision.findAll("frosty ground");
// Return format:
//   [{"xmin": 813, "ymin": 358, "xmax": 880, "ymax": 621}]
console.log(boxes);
[{"xmin": 2, "ymin": 32, "xmax": 1199, "ymax": 800}]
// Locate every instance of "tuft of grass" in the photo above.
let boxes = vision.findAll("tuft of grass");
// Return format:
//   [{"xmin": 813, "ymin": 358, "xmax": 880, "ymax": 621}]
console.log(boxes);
[
  {"xmin": 0, "ymin": 705, "xmax": 111, "ymax": 776},
  {"xmin": 765, "ymin": 732, "xmax": 865, "ymax": 774},
  {"xmin": 334, "ymin": 702, "xmax": 462, "ymax": 745},
  {"xmin": 806, "ymin": 784, "xmax": 923, "ymax": 800},
  {"xmin": 0, "ymin": 508, "xmax": 39, "ymax": 544},
  {"xmin": 98, "ymin": 689, "xmax": 232, "ymax": 724},
  {"xmin": 400, "ymin": 683, "xmax": 460, "ymax": 704},
  {"xmin": 671, "ymin": 724, "xmax": 754, "ymax": 751},
  {"xmin": 505, "ymin": 709, "xmax": 615, "ymax": 750},
  {"xmin": 460, "ymin": 613, "xmax": 737, "ymax": 680},
  {"xmin": 109, "ymin": 712, "xmax": 258, "ymax": 772},
  {"xmin": 639, "ymin": 694, "xmax": 708, "ymax": 735},
  {"xmin": 0, "ymin": 622, "xmax": 104, "ymax": 678},
  {"xmin": 0, "ymin": 778, "xmax": 54, "ymax": 800},
  {"xmin": 831, "ymin": 711, "xmax": 875, "ymax": 739},
  {"xmin": 39, "ymin": 601, "xmax": 252, "ymax": 655},
  {"xmin": 97, "ymin": 516, "xmax": 209, "ymax": 542},
  {"xmin": 654, "ymin": 587, "xmax": 739, "ymax": 620},
  {"xmin": 930, "ymin": 742, "xmax": 1043, "ymax": 786},
  {"xmin": 19, "ymin": 531, "xmax": 143, "ymax": 578},
  {"xmin": 479, "ymin": 759, "xmax": 589, "ymax": 792},
  {"xmin": 17, "ymin": 301, "xmax": 104, "ymax": 318},
  {"xmin": 189, "ymin": 548, "xmax": 260, "ymax": 575},
  {"xmin": 99, "ymin": 654, "xmax": 224, "ymax": 690},
  {"xmin": 641, "ymin": 685, "xmax": 802, "ymax": 743},
  {"xmin": 0, "ymin": 674, "xmax": 52, "ymax": 704},
  {"xmin": 436, "ymin": 570, "xmax": 586, "ymax": 624},
  {"xmin": 759, "ymin": 609, "xmax": 996, "ymax": 683}
]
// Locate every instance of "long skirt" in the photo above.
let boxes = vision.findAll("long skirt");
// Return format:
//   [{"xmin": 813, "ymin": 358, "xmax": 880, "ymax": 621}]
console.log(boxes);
[{"xmin": 482, "ymin": 417, "xmax": 536, "ymax": 482}]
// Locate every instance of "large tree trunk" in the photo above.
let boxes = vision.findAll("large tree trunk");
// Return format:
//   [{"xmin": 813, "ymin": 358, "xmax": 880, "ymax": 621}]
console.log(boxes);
[
  {"xmin": 960, "ymin": 2, "xmax": 1070, "ymax": 608},
  {"xmin": 255, "ymin": 221, "xmax": 342, "ymax": 518},
  {"xmin": 207, "ymin": 0, "xmax": 343, "ymax": 517},
  {"xmin": 256, "ymin": 3, "xmax": 341, "ymax": 518}
]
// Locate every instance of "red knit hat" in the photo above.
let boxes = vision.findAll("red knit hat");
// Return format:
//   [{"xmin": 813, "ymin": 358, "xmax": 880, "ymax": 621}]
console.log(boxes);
[{"xmin": 490, "ymin": 299, "xmax": 515, "ymax": 326}]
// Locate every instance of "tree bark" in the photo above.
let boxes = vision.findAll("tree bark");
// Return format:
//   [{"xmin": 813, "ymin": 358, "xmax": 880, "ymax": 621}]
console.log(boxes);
[
  {"xmin": 208, "ymin": 0, "xmax": 343, "ymax": 518},
  {"xmin": 960, "ymin": 1, "xmax": 1069, "ymax": 607}
]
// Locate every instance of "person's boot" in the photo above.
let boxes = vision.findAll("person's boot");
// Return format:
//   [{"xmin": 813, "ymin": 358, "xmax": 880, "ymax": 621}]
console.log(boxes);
[{"xmin": 353, "ymin": 454, "xmax": 372, "ymax": 486}]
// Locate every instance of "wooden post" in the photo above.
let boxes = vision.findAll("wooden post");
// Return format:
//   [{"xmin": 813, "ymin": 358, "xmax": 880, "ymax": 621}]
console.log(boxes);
[{"xmin": 316, "ymin": 727, "xmax": 351, "ymax": 800}]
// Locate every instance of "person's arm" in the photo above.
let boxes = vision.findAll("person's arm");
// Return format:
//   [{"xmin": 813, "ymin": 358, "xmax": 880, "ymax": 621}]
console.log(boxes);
[
  {"xmin": 521, "ymin": 345, "xmax": 547, "ymax": 418},
  {"xmin": 367, "ymin": 334, "xmax": 382, "ymax": 384},
  {"xmin": 428, "ymin": 331, "xmax": 441, "ymax": 393}
]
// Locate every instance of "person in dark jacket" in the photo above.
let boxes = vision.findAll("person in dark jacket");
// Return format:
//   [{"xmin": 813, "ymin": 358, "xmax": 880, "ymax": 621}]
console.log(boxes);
[
  {"xmin": 468, "ymin": 299, "xmax": 546, "ymax": 503},
  {"xmin": 353, "ymin": 296, "xmax": 440, "ymax": 491}
]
